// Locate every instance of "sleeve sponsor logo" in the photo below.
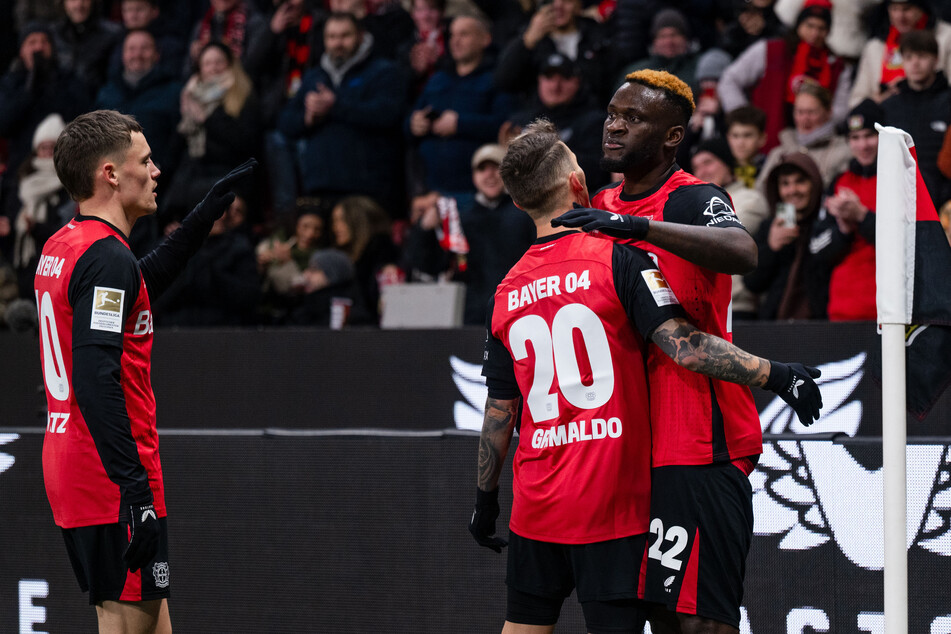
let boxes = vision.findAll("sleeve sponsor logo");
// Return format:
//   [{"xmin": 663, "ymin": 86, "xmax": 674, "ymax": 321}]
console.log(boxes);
[
  {"xmin": 703, "ymin": 196, "xmax": 738, "ymax": 226},
  {"xmin": 641, "ymin": 269, "xmax": 679, "ymax": 306},
  {"xmin": 90, "ymin": 287, "xmax": 125, "ymax": 333}
]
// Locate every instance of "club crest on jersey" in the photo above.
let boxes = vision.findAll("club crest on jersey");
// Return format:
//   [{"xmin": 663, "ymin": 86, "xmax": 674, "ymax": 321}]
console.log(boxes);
[
  {"xmin": 702, "ymin": 196, "xmax": 737, "ymax": 226},
  {"xmin": 641, "ymin": 270, "xmax": 679, "ymax": 307},
  {"xmin": 90, "ymin": 287, "xmax": 125, "ymax": 333}
]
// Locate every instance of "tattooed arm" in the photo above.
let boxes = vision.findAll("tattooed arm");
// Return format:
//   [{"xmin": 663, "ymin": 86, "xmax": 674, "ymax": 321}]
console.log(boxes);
[
  {"xmin": 477, "ymin": 396, "xmax": 520, "ymax": 492},
  {"xmin": 650, "ymin": 317, "xmax": 770, "ymax": 386},
  {"xmin": 650, "ymin": 317, "xmax": 824, "ymax": 426}
]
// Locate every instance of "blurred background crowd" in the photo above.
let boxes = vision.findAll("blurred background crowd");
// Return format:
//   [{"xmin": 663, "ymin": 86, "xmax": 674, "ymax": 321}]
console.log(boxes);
[{"xmin": 2, "ymin": 0, "xmax": 951, "ymax": 328}]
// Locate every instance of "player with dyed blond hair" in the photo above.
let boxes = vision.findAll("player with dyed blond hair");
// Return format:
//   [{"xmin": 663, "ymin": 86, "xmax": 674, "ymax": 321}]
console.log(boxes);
[{"xmin": 553, "ymin": 70, "xmax": 781, "ymax": 633}]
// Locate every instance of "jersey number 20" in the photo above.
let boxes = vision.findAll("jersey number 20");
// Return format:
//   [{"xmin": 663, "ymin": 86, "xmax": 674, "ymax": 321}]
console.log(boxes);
[{"xmin": 508, "ymin": 303, "xmax": 614, "ymax": 422}]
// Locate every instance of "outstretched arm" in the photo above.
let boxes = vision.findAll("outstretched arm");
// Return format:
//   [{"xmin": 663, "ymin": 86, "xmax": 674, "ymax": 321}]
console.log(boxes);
[
  {"xmin": 642, "ymin": 223, "xmax": 757, "ymax": 275},
  {"xmin": 651, "ymin": 317, "xmax": 823, "ymax": 426}
]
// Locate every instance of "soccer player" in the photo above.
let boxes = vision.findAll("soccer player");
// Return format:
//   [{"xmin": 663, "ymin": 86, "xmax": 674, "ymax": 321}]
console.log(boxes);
[
  {"xmin": 470, "ymin": 120, "xmax": 821, "ymax": 634},
  {"xmin": 553, "ymin": 69, "xmax": 772, "ymax": 633},
  {"xmin": 35, "ymin": 110, "xmax": 255, "ymax": 633}
]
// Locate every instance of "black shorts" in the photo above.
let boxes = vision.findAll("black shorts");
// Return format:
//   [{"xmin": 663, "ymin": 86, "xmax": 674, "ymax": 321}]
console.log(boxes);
[
  {"xmin": 62, "ymin": 517, "xmax": 170, "ymax": 605},
  {"xmin": 641, "ymin": 463, "xmax": 753, "ymax": 628},
  {"xmin": 506, "ymin": 531, "xmax": 649, "ymax": 633}
]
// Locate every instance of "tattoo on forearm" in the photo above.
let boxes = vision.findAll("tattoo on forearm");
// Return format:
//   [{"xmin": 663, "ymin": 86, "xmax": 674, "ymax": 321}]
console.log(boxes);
[
  {"xmin": 477, "ymin": 397, "xmax": 518, "ymax": 491},
  {"xmin": 652, "ymin": 319, "xmax": 770, "ymax": 386}
]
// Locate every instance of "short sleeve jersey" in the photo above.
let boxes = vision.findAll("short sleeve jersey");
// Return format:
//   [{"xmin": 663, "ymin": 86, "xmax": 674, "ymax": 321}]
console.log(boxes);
[
  {"xmin": 592, "ymin": 169, "xmax": 762, "ymax": 466},
  {"xmin": 482, "ymin": 229, "xmax": 685, "ymax": 544},
  {"xmin": 35, "ymin": 216, "xmax": 164, "ymax": 529}
]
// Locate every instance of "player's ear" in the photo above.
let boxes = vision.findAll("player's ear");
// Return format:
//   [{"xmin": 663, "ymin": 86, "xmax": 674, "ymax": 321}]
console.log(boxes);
[
  {"xmin": 568, "ymin": 170, "xmax": 590, "ymax": 208},
  {"xmin": 101, "ymin": 160, "xmax": 119, "ymax": 189},
  {"xmin": 665, "ymin": 124, "xmax": 685, "ymax": 149}
]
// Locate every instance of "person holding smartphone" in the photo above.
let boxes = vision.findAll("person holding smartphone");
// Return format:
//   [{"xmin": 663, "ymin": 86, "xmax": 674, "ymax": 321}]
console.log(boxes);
[{"xmin": 743, "ymin": 151, "xmax": 829, "ymax": 319}]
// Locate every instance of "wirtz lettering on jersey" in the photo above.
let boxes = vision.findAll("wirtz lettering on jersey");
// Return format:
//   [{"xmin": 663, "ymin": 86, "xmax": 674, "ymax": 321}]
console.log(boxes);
[
  {"xmin": 508, "ymin": 270, "xmax": 591, "ymax": 310},
  {"xmin": 35, "ymin": 255, "xmax": 66, "ymax": 279},
  {"xmin": 532, "ymin": 416, "xmax": 622, "ymax": 449}
]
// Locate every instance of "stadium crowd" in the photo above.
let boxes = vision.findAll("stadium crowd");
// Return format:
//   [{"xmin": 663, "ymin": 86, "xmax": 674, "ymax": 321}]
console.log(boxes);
[{"xmin": 3, "ymin": 0, "xmax": 951, "ymax": 328}]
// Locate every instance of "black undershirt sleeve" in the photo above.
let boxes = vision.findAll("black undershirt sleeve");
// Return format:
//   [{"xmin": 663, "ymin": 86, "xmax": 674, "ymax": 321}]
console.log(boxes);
[
  {"xmin": 612, "ymin": 243, "xmax": 688, "ymax": 340},
  {"xmin": 138, "ymin": 207, "xmax": 216, "ymax": 298},
  {"xmin": 663, "ymin": 183, "xmax": 749, "ymax": 231},
  {"xmin": 69, "ymin": 238, "xmax": 152, "ymax": 507},
  {"xmin": 481, "ymin": 294, "xmax": 520, "ymax": 400}
]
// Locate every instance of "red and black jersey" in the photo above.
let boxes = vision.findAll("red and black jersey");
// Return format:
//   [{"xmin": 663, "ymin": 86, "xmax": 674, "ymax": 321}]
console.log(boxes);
[
  {"xmin": 482, "ymin": 229, "xmax": 686, "ymax": 544},
  {"xmin": 592, "ymin": 169, "xmax": 763, "ymax": 467},
  {"xmin": 36, "ymin": 216, "xmax": 164, "ymax": 529}
]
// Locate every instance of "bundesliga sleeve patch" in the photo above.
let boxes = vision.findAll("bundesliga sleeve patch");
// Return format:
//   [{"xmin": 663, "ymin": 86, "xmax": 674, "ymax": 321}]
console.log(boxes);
[
  {"xmin": 641, "ymin": 269, "xmax": 679, "ymax": 307},
  {"xmin": 90, "ymin": 286, "xmax": 125, "ymax": 333}
]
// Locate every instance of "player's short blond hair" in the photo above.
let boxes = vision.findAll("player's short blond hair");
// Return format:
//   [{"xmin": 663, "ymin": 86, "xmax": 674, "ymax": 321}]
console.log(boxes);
[{"xmin": 624, "ymin": 70, "xmax": 696, "ymax": 126}]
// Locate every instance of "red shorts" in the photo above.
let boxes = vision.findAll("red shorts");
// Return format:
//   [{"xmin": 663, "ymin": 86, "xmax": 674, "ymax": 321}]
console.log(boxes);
[
  {"xmin": 640, "ymin": 463, "xmax": 753, "ymax": 628},
  {"xmin": 62, "ymin": 517, "xmax": 170, "ymax": 605}
]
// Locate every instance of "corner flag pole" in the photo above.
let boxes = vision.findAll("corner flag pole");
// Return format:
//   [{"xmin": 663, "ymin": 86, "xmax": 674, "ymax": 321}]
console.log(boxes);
[{"xmin": 875, "ymin": 123, "xmax": 913, "ymax": 633}]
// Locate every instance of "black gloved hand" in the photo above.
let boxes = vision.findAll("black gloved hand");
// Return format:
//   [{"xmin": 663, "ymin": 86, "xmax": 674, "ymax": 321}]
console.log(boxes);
[
  {"xmin": 551, "ymin": 208, "xmax": 649, "ymax": 240},
  {"xmin": 469, "ymin": 487, "xmax": 507, "ymax": 553},
  {"xmin": 123, "ymin": 502, "xmax": 161, "ymax": 572},
  {"xmin": 765, "ymin": 362, "xmax": 823, "ymax": 427},
  {"xmin": 193, "ymin": 158, "xmax": 258, "ymax": 224}
]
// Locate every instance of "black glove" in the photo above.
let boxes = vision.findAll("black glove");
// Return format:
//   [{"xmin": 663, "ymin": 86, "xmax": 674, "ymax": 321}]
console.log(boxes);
[
  {"xmin": 192, "ymin": 158, "xmax": 258, "ymax": 224},
  {"xmin": 765, "ymin": 362, "xmax": 822, "ymax": 427},
  {"xmin": 123, "ymin": 502, "xmax": 161, "ymax": 572},
  {"xmin": 469, "ymin": 487, "xmax": 507, "ymax": 553},
  {"xmin": 551, "ymin": 208, "xmax": 649, "ymax": 240}
]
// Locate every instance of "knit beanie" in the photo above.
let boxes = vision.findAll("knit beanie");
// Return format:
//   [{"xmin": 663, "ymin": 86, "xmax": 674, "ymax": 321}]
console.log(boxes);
[
  {"xmin": 694, "ymin": 137, "xmax": 737, "ymax": 171},
  {"xmin": 308, "ymin": 249, "xmax": 355, "ymax": 286},
  {"xmin": 695, "ymin": 48, "xmax": 733, "ymax": 81},
  {"xmin": 651, "ymin": 8, "xmax": 691, "ymax": 39},
  {"xmin": 32, "ymin": 113, "xmax": 66, "ymax": 150},
  {"xmin": 796, "ymin": 0, "xmax": 832, "ymax": 29}
]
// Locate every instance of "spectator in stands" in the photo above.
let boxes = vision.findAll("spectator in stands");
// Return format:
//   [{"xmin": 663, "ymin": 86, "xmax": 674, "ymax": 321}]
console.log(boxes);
[
  {"xmin": 499, "ymin": 53, "xmax": 608, "ymax": 190},
  {"xmin": 744, "ymin": 151, "xmax": 828, "ymax": 319},
  {"xmin": 331, "ymin": 195, "xmax": 402, "ymax": 323},
  {"xmin": 286, "ymin": 248, "xmax": 369, "ymax": 326},
  {"xmin": 186, "ymin": 0, "xmax": 267, "ymax": 72},
  {"xmin": 246, "ymin": 0, "xmax": 327, "ymax": 227},
  {"xmin": 849, "ymin": 0, "xmax": 951, "ymax": 107},
  {"xmin": 397, "ymin": 0, "xmax": 449, "ymax": 98},
  {"xmin": 278, "ymin": 12, "xmax": 408, "ymax": 218},
  {"xmin": 408, "ymin": 15, "xmax": 514, "ymax": 203},
  {"xmin": 719, "ymin": 0, "xmax": 785, "ymax": 59},
  {"xmin": 12, "ymin": 113, "xmax": 73, "ymax": 296},
  {"xmin": 13, "ymin": 0, "xmax": 62, "ymax": 33},
  {"xmin": 677, "ymin": 47, "xmax": 734, "ymax": 166},
  {"xmin": 617, "ymin": 9, "xmax": 701, "ymax": 95},
  {"xmin": 610, "ymin": 0, "xmax": 734, "ymax": 65},
  {"xmin": 402, "ymin": 144, "xmax": 535, "ymax": 325},
  {"xmin": 880, "ymin": 29, "xmax": 951, "ymax": 208},
  {"xmin": 96, "ymin": 29, "xmax": 183, "ymax": 172},
  {"xmin": 756, "ymin": 81, "xmax": 851, "ymax": 191},
  {"xmin": 725, "ymin": 105, "xmax": 769, "ymax": 189},
  {"xmin": 494, "ymin": 0, "xmax": 614, "ymax": 102},
  {"xmin": 53, "ymin": 0, "xmax": 123, "ymax": 92},
  {"xmin": 775, "ymin": 0, "xmax": 879, "ymax": 61},
  {"xmin": 108, "ymin": 0, "xmax": 187, "ymax": 76},
  {"xmin": 257, "ymin": 200, "xmax": 325, "ymax": 318},
  {"xmin": 809, "ymin": 99, "xmax": 882, "ymax": 321},
  {"xmin": 690, "ymin": 137, "xmax": 770, "ymax": 320},
  {"xmin": 164, "ymin": 41, "xmax": 262, "ymax": 225},
  {"xmin": 0, "ymin": 23, "xmax": 90, "ymax": 229},
  {"xmin": 718, "ymin": 0, "xmax": 851, "ymax": 153},
  {"xmin": 152, "ymin": 194, "xmax": 262, "ymax": 326},
  {"xmin": 328, "ymin": 0, "xmax": 414, "ymax": 61}
]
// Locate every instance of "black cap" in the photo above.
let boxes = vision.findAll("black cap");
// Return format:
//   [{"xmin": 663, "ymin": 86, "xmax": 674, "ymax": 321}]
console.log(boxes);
[
  {"xmin": 838, "ymin": 98, "xmax": 884, "ymax": 134},
  {"xmin": 540, "ymin": 53, "xmax": 578, "ymax": 77}
]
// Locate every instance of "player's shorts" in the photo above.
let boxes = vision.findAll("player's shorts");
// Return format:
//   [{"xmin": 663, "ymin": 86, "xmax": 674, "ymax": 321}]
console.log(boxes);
[
  {"xmin": 62, "ymin": 517, "xmax": 170, "ymax": 605},
  {"xmin": 506, "ymin": 531, "xmax": 649, "ymax": 633},
  {"xmin": 640, "ymin": 462, "xmax": 753, "ymax": 628}
]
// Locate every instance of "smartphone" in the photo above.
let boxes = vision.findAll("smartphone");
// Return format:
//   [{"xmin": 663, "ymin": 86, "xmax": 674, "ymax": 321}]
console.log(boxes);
[{"xmin": 776, "ymin": 202, "xmax": 797, "ymax": 226}]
